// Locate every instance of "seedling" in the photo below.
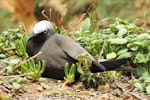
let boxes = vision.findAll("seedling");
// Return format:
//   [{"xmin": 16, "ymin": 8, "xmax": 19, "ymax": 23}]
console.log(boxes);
[
  {"xmin": 21, "ymin": 59, "xmax": 46, "ymax": 80},
  {"xmin": 64, "ymin": 63, "xmax": 76, "ymax": 85}
]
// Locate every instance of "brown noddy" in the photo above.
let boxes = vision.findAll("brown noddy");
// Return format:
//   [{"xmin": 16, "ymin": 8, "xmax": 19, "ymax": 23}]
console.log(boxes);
[{"xmin": 26, "ymin": 20, "xmax": 127, "ymax": 79}]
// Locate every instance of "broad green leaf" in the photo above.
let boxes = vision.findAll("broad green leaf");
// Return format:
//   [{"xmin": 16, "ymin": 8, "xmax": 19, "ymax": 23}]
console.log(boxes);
[
  {"xmin": 134, "ymin": 82, "xmax": 144, "ymax": 92},
  {"xmin": 117, "ymin": 49, "xmax": 128, "ymax": 56},
  {"xmin": 147, "ymin": 52, "xmax": 150, "ymax": 60},
  {"xmin": 77, "ymin": 63, "xmax": 85, "ymax": 75},
  {"xmin": 142, "ymin": 71, "xmax": 150, "ymax": 77},
  {"xmin": 0, "ymin": 54, "xmax": 6, "ymax": 58},
  {"xmin": 143, "ymin": 77, "xmax": 150, "ymax": 83},
  {"xmin": 82, "ymin": 18, "xmax": 91, "ymax": 32},
  {"xmin": 12, "ymin": 82, "xmax": 22, "ymax": 89},
  {"xmin": 127, "ymin": 42, "xmax": 143, "ymax": 51},
  {"xmin": 117, "ymin": 52, "xmax": 132, "ymax": 59},
  {"xmin": 117, "ymin": 27, "xmax": 127, "ymax": 37},
  {"xmin": 2, "ymin": 58, "xmax": 20, "ymax": 66},
  {"xmin": 106, "ymin": 52, "xmax": 117, "ymax": 60},
  {"xmin": 134, "ymin": 54, "xmax": 147, "ymax": 63},
  {"xmin": 137, "ymin": 33, "xmax": 150, "ymax": 39},
  {"xmin": 137, "ymin": 67, "xmax": 146, "ymax": 77},
  {"xmin": 107, "ymin": 38, "xmax": 127, "ymax": 44},
  {"xmin": 146, "ymin": 85, "xmax": 150, "ymax": 94}
]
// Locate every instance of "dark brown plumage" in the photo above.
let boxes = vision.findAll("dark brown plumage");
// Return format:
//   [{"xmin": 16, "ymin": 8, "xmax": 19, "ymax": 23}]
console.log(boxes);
[{"xmin": 26, "ymin": 20, "xmax": 127, "ymax": 79}]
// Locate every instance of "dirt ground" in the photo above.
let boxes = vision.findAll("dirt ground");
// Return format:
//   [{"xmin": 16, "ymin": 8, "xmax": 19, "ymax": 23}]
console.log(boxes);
[{"xmin": 0, "ymin": 73, "xmax": 150, "ymax": 100}]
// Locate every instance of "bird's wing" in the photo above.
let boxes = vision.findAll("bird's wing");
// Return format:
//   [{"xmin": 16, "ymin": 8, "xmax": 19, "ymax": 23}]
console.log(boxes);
[
  {"xmin": 55, "ymin": 34, "xmax": 106, "ymax": 71},
  {"xmin": 55, "ymin": 34, "xmax": 93, "ymax": 59}
]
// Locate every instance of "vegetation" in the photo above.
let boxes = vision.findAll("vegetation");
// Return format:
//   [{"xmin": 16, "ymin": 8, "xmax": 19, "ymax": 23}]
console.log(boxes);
[
  {"xmin": 64, "ymin": 17, "xmax": 150, "ymax": 93},
  {"xmin": 0, "ymin": 26, "xmax": 46, "ymax": 93},
  {"xmin": 64, "ymin": 63, "xmax": 76, "ymax": 85},
  {"xmin": 0, "ymin": 17, "xmax": 150, "ymax": 95},
  {"xmin": 76, "ymin": 53, "xmax": 105, "ymax": 88}
]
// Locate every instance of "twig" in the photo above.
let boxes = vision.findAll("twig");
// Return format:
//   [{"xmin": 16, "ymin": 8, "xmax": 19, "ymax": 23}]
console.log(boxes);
[
  {"xmin": 0, "ymin": 51, "xmax": 43, "ymax": 75},
  {"xmin": 116, "ymin": 82, "xmax": 144, "ymax": 100},
  {"xmin": 141, "ymin": 11, "xmax": 148, "ymax": 28},
  {"xmin": 19, "ymin": 22, "xmax": 28, "ymax": 34},
  {"xmin": 13, "ymin": 51, "xmax": 43, "ymax": 70},
  {"xmin": 0, "ymin": 73, "xmax": 32, "ymax": 79},
  {"xmin": 98, "ymin": 40, "xmax": 106, "ymax": 62},
  {"xmin": 3, "ymin": 47, "xmax": 16, "ymax": 51},
  {"xmin": 0, "ymin": 85, "xmax": 11, "ymax": 93},
  {"xmin": 58, "ymin": 0, "xmax": 77, "ymax": 29},
  {"xmin": 67, "ymin": 13, "xmax": 87, "ymax": 32},
  {"xmin": 49, "ymin": 8, "xmax": 52, "ymax": 20},
  {"xmin": 63, "ymin": 0, "xmax": 77, "ymax": 18},
  {"xmin": 42, "ymin": 10, "xmax": 50, "ymax": 21}
]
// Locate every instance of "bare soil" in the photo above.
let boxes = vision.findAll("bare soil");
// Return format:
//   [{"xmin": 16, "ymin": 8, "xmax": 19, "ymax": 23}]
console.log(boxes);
[{"xmin": 0, "ymin": 73, "xmax": 150, "ymax": 100}]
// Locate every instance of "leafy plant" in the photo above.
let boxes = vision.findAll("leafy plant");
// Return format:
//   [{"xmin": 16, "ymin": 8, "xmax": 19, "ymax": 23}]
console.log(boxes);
[
  {"xmin": 64, "ymin": 63, "xmax": 76, "ymax": 85},
  {"xmin": 74, "ymin": 18, "xmax": 150, "ymax": 92},
  {"xmin": 2, "ymin": 58, "xmax": 21, "ymax": 74},
  {"xmin": 134, "ymin": 66, "xmax": 150, "ymax": 94},
  {"xmin": 80, "ymin": 73, "xmax": 105, "ymax": 88},
  {"xmin": 76, "ymin": 53, "xmax": 92, "ymax": 75},
  {"xmin": 15, "ymin": 34, "xmax": 28, "ymax": 57},
  {"xmin": 5, "ymin": 76, "xmax": 27, "ymax": 92},
  {"xmin": 75, "ymin": 18, "xmax": 150, "ymax": 64},
  {"xmin": 0, "ymin": 27, "xmax": 29, "ymax": 58},
  {"xmin": 106, "ymin": 71, "xmax": 122, "ymax": 79},
  {"xmin": 76, "ymin": 53, "xmax": 106, "ymax": 88},
  {"xmin": 21, "ymin": 59, "xmax": 46, "ymax": 80}
]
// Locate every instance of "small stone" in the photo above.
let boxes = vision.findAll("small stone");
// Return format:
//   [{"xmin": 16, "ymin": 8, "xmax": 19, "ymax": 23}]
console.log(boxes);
[
  {"xmin": 98, "ymin": 84, "xmax": 110, "ymax": 92},
  {"xmin": 37, "ymin": 86, "xmax": 43, "ymax": 92}
]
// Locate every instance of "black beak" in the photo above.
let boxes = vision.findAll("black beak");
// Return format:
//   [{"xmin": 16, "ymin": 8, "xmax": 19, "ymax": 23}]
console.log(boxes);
[{"xmin": 28, "ymin": 33, "xmax": 38, "ymax": 41}]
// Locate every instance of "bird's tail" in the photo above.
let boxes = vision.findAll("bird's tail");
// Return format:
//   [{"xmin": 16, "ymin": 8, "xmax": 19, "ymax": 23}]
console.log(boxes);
[
  {"xmin": 90, "ymin": 58, "xmax": 131, "ymax": 73},
  {"xmin": 100, "ymin": 58, "xmax": 128, "ymax": 70}
]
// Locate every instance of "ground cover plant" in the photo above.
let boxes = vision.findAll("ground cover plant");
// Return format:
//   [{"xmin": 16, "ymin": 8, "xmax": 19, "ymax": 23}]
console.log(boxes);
[{"xmin": 0, "ymin": 18, "xmax": 150, "ymax": 99}]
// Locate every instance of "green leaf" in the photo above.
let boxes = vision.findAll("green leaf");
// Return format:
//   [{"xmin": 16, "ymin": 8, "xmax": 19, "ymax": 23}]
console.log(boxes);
[
  {"xmin": 117, "ymin": 27, "xmax": 127, "ymax": 37},
  {"xmin": 64, "ymin": 63, "xmax": 69, "ymax": 77},
  {"xmin": 147, "ymin": 52, "xmax": 150, "ymax": 60},
  {"xmin": 0, "ymin": 54, "xmax": 6, "ymax": 58},
  {"xmin": 142, "ymin": 71, "xmax": 150, "ymax": 77},
  {"xmin": 134, "ymin": 54, "xmax": 147, "ymax": 63},
  {"xmin": 82, "ymin": 18, "xmax": 91, "ymax": 32},
  {"xmin": 117, "ymin": 49, "xmax": 128, "ymax": 56},
  {"xmin": 134, "ymin": 82, "xmax": 144, "ymax": 92},
  {"xmin": 77, "ymin": 63, "xmax": 85, "ymax": 75},
  {"xmin": 106, "ymin": 52, "xmax": 117, "ymax": 60},
  {"xmin": 117, "ymin": 52, "xmax": 132, "ymax": 59},
  {"xmin": 12, "ymin": 82, "xmax": 22, "ymax": 89},
  {"xmin": 127, "ymin": 42, "xmax": 143, "ymax": 51},
  {"xmin": 137, "ymin": 67, "xmax": 147, "ymax": 77},
  {"xmin": 146, "ymin": 85, "xmax": 150, "ymax": 94},
  {"xmin": 40, "ymin": 60, "xmax": 46, "ymax": 74},
  {"xmin": 69, "ymin": 64, "xmax": 76, "ymax": 76},
  {"xmin": 143, "ymin": 77, "xmax": 150, "ymax": 83},
  {"xmin": 107, "ymin": 38, "xmax": 127, "ymax": 44},
  {"xmin": 137, "ymin": 33, "xmax": 150, "ymax": 39}
]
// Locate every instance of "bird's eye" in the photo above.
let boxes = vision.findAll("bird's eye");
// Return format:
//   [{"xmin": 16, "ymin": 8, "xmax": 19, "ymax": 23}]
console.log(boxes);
[{"xmin": 43, "ymin": 30, "xmax": 47, "ymax": 34}]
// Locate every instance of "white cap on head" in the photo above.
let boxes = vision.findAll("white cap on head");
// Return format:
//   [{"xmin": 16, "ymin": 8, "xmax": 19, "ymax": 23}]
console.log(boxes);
[{"xmin": 33, "ymin": 20, "xmax": 55, "ymax": 34}]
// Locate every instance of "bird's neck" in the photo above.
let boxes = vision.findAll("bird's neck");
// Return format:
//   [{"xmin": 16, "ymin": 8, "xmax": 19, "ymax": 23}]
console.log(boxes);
[
  {"xmin": 27, "ymin": 35, "xmax": 47, "ymax": 56},
  {"xmin": 32, "ymin": 37, "xmax": 47, "ymax": 54}
]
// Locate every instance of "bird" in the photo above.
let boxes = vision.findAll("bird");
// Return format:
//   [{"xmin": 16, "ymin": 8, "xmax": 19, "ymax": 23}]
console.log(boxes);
[{"xmin": 26, "ymin": 20, "xmax": 128, "ymax": 80}]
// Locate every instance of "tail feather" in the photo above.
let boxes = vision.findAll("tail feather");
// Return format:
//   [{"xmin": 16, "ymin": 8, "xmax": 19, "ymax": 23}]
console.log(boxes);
[
  {"xmin": 90, "ymin": 58, "xmax": 129, "ymax": 73},
  {"xmin": 100, "ymin": 58, "xmax": 128, "ymax": 70}
]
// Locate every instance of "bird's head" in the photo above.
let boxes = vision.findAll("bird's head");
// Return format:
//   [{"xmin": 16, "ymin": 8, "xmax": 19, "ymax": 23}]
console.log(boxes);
[
  {"xmin": 28, "ymin": 20, "xmax": 55, "ymax": 41},
  {"xmin": 26, "ymin": 20, "xmax": 55, "ymax": 56}
]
